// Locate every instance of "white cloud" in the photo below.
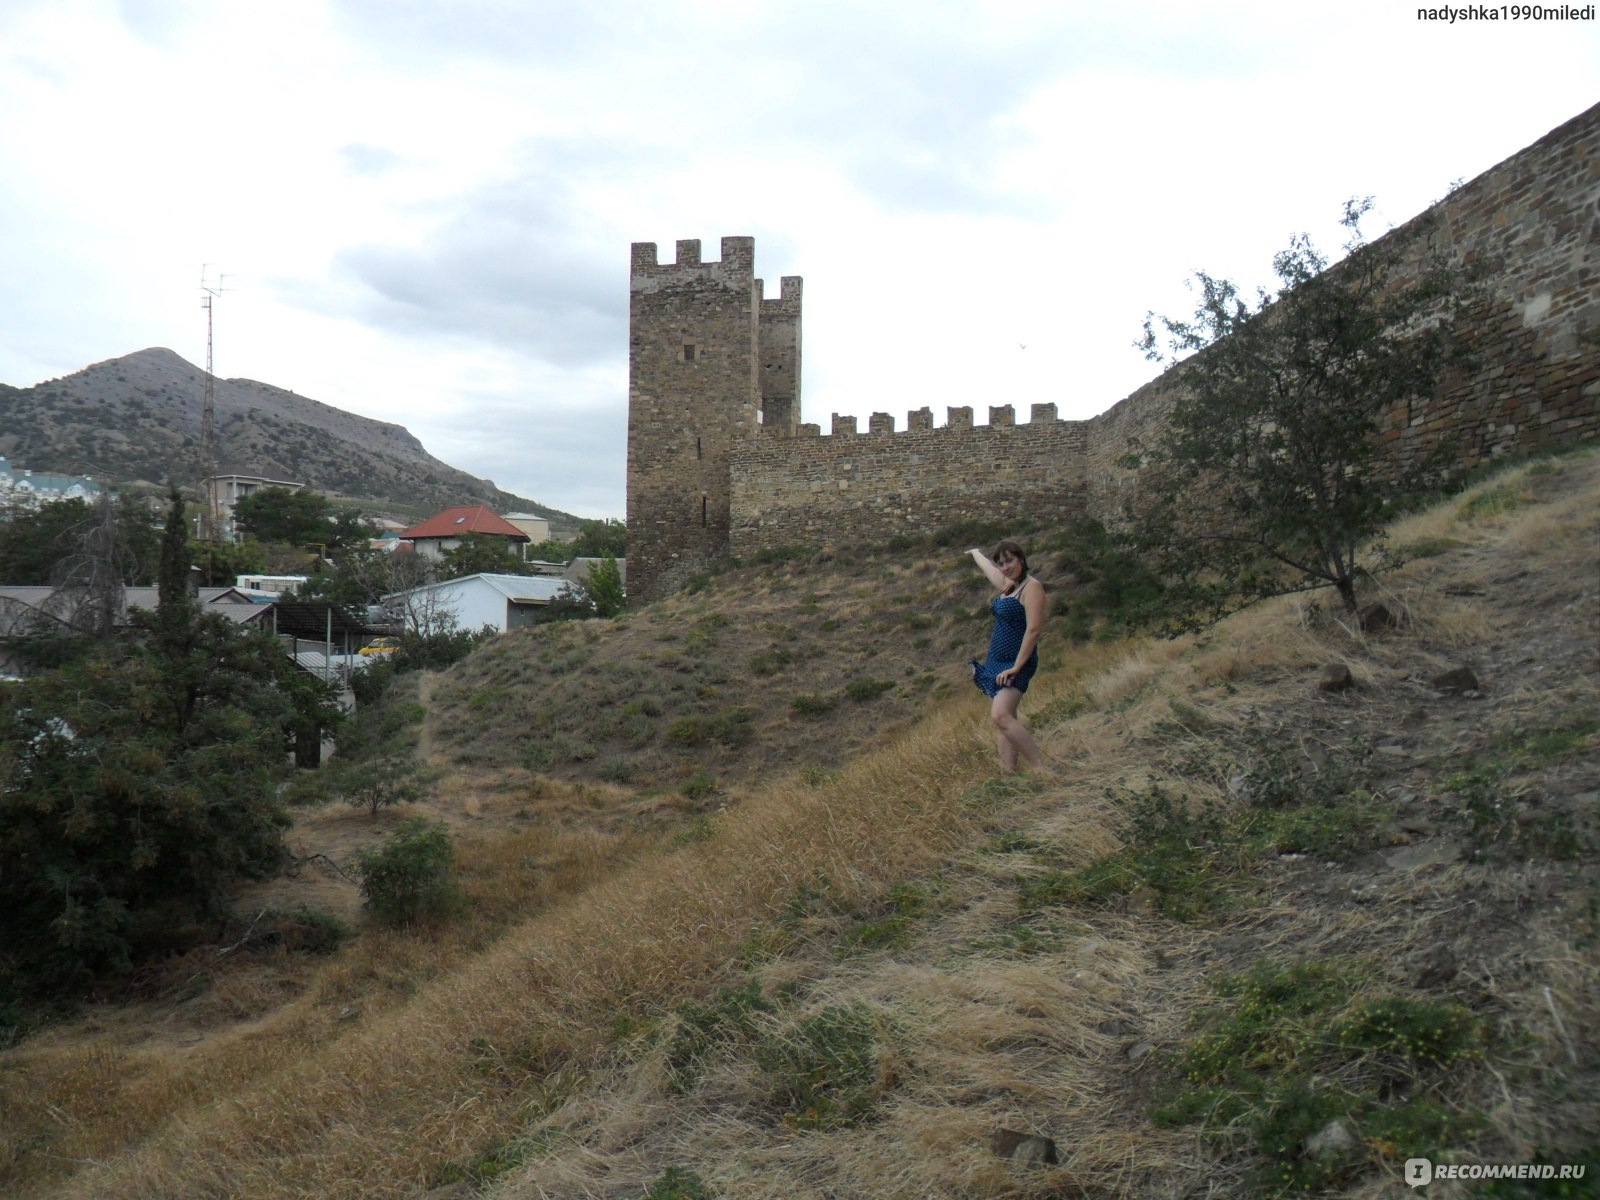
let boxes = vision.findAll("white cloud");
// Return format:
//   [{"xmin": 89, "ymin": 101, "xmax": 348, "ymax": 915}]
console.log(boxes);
[{"xmin": 1, "ymin": 0, "xmax": 1595, "ymax": 518}]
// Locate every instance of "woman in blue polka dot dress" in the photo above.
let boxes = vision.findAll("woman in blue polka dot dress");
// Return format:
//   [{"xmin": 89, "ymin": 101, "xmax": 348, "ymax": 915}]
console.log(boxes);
[{"xmin": 968, "ymin": 540, "xmax": 1046, "ymax": 772}]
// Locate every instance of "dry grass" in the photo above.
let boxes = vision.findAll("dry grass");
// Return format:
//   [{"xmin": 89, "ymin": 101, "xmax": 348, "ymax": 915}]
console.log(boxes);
[{"xmin": 5, "ymin": 447, "xmax": 1597, "ymax": 1200}]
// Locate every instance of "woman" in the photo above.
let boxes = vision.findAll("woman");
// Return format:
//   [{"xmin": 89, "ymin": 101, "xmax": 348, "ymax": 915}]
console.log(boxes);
[{"xmin": 968, "ymin": 540, "xmax": 1045, "ymax": 772}]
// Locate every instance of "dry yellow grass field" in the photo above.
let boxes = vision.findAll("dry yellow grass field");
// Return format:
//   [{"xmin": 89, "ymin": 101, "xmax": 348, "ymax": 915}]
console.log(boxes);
[{"xmin": 2, "ymin": 449, "xmax": 1596, "ymax": 1199}]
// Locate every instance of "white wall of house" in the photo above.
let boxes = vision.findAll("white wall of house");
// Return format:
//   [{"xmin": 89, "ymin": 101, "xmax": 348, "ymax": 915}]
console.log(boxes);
[{"xmin": 387, "ymin": 573, "xmax": 570, "ymax": 634}]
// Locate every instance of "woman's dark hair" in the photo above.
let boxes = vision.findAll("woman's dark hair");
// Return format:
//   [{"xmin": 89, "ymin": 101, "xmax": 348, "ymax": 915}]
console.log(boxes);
[{"xmin": 991, "ymin": 539, "xmax": 1029, "ymax": 575}]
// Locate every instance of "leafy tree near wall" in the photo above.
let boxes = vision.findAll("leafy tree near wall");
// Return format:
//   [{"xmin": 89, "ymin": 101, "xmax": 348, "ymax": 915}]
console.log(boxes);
[
  {"xmin": 577, "ymin": 553, "xmax": 625, "ymax": 618},
  {"xmin": 568, "ymin": 518, "xmax": 627, "ymax": 560},
  {"xmin": 528, "ymin": 518, "xmax": 628, "ymax": 564},
  {"xmin": 1127, "ymin": 200, "xmax": 1474, "ymax": 624}
]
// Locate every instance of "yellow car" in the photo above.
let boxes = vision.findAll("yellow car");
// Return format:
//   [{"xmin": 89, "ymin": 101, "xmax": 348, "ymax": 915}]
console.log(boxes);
[{"xmin": 359, "ymin": 636, "xmax": 401, "ymax": 656}]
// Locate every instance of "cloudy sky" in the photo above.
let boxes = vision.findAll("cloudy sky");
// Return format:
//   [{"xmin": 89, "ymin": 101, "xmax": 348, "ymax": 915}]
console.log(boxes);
[{"xmin": 2, "ymin": 1, "xmax": 1596, "ymax": 519}]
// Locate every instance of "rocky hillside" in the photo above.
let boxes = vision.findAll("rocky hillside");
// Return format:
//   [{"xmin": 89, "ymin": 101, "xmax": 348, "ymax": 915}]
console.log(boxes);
[{"xmin": 0, "ymin": 348, "xmax": 566, "ymax": 520}]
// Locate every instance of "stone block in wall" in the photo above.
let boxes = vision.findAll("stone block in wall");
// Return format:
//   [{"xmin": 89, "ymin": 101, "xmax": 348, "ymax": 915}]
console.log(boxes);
[
  {"xmin": 990, "ymin": 404, "xmax": 1015, "ymax": 427},
  {"xmin": 832, "ymin": 414, "xmax": 858, "ymax": 435},
  {"xmin": 948, "ymin": 406, "xmax": 973, "ymax": 429},
  {"xmin": 869, "ymin": 412, "xmax": 894, "ymax": 434},
  {"xmin": 908, "ymin": 406, "xmax": 933, "ymax": 430},
  {"xmin": 799, "ymin": 423, "xmax": 821, "ymax": 437},
  {"xmin": 1031, "ymin": 402, "xmax": 1058, "ymax": 423}
]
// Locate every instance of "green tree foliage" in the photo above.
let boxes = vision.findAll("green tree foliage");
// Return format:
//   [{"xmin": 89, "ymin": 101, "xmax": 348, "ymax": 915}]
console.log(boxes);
[
  {"xmin": 0, "ymin": 493, "xmax": 343, "ymax": 997},
  {"xmin": 437, "ymin": 533, "xmax": 528, "ymax": 580},
  {"xmin": 338, "ymin": 754, "xmax": 425, "ymax": 816},
  {"xmin": 188, "ymin": 536, "xmax": 268, "ymax": 588},
  {"xmin": 0, "ymin": 495, "xmax": 161, "ymax": 587},
  {"xmin": 578, "ymin": 553, "xmax": 625, "ymax": 618},
  {"xmin": 568, "ymin": 518, "xmax": 626, "ymax": 559},
  {"xmin": 293, "ymin": 545, "xmax": 433, "ymax": 609},
  {"xmin": 354, "ymin": 819, "xmax": 458, "ymax": 926},
  {"xmin": 1129, "ymin": 200, "xmax": 1473, "ymax": 621},
  {"xmin": 232, "ymin": 487, "xmax": 374, "ymax": 551},
  {"xmin": 0, "ymin": 498, "xmax": 94, "ymax": 584},
  {"xmin": 528, "ymin": 518, "xmax": 627, "ymax": 564}
]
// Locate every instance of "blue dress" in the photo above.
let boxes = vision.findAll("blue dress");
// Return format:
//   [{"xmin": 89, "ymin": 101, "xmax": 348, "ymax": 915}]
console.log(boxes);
[{"xmin": 971, "ymin": 578, "xmax": 1038, "ymax": 698}]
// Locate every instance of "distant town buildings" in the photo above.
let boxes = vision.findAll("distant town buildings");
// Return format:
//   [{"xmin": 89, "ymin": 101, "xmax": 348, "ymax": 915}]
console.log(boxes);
[{"xmin": 0, "ymin": 457, "xmax": 103, "ymax": 511}]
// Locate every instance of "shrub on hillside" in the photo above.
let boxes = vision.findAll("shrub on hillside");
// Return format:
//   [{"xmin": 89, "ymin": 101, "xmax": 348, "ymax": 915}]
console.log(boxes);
[{"xmin": 354, "ymin": 819, "xmax": 459, "ymax": 927}]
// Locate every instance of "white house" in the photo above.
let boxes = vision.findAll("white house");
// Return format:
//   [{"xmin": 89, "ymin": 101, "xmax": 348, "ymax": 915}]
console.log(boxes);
[{"xmin": 383, "ymin": 572, "xmax": 574, "ymax": 634}]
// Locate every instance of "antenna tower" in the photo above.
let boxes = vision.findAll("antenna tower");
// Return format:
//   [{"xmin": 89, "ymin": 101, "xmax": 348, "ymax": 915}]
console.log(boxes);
[{"xmin": 199, "ymin": 266, "xmax": 230, "ymax": 540}]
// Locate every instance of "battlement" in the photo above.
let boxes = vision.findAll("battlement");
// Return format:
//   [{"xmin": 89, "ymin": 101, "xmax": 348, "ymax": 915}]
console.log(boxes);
[
  {"xmin": 759, "ymin": 276, "xmax": 804, "ymax": 315},
  {"xmin": 794, "ymin": 403, "xmax": 1063, "ymax": 438},
  {"xmin": 630, "ymin": 235, "xmax": 756, "ymax": 280}
]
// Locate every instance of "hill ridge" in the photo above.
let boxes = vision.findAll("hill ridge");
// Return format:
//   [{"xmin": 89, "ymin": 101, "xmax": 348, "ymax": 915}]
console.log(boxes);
[{"xmin": 0, "ymin": 347, "xmax": 571, "ymax": 521}]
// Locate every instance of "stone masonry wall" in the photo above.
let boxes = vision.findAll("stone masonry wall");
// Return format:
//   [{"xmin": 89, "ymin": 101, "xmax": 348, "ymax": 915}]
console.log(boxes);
[
  {"xmin": 723, "ymin": 103, "xmax": 1598, "ymax": 561},
  {"xmin": 731, "ymin": 405, "xmax": 1087, "ymax": 553},
  {"xmin": 759, "ymin": 278, "xmax": 803, "ymax": 436}
]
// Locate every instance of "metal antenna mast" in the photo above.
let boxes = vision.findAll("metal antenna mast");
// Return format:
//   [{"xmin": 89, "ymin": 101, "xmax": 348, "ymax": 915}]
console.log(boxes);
[{"xmin": 199, "ymin": 265, "xmax": 231, "ymax": 540}]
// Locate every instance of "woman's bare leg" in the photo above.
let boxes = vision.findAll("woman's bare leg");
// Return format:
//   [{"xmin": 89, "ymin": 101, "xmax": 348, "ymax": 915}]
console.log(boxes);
[{"xmin": 991, "ymin": 688, "xmax": 1042, "ymax": 771}]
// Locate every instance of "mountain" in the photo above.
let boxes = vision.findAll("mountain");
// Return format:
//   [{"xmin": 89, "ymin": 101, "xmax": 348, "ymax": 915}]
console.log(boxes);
[{"xmin": 0, "ymin": 348, "xmax": 568, "ymax": 521}]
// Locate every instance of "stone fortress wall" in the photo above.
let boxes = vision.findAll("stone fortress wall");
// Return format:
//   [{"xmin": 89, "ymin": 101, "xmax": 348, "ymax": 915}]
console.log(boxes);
[{"xmin": 627, "ymin": 104, "xmax": 1599, "ymax": 601}]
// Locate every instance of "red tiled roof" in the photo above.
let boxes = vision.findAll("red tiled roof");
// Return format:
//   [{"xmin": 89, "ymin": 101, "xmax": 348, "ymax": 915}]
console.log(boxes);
[{"xmin": 400, "ymin": 506, "xmax": 530, "ymax": 541}]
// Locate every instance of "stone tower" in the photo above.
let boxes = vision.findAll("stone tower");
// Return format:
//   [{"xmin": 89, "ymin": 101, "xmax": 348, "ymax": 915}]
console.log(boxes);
[{"xmin": 627, "ymin": 236, "xmax": 802, "ymax": 601}]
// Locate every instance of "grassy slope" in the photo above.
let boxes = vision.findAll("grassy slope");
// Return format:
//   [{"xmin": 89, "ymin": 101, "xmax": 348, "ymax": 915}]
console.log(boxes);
[{"xmin": 2, "ymin": 451, "xmax": 1596, "ymax": 1199}]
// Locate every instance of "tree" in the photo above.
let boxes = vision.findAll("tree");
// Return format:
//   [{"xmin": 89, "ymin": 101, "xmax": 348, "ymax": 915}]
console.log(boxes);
[
  {"xmin": 338, "ymin": 754, "xmax": 425, "ymax": 816},
  {"xmin": 437, "ymin": 533, "xmax": 527, "ymax": 580},
  {"xmin": 232, "ymin": 487, "xmax": 333, "ymax": 546},
  {"xmin": 47, "ymin": 492, "xmax": 134, "ymax": 637},
  {"xmin": 189, "ymin": 536, "xmax": 268, "ymax": 588},
  {"xmin": 577, "ymin": 553, "xmax": 625, "ymax": 618},
  {"xmin": 1128, "ymin": 200, "xmax": 1473, "ymax": 623},
  {"xmin": 294, "ymin": 545, "xmax": 433, "ymax": 609},
  {"xmin": 0, "ymin": 499, "xmax": 344, "ymax": 996},
  {"xmin": 232, "ymin": 487, "xmax": 374, "ymax": 551},
  {"xmin": 0, "ymin": 499, "xmax": 158, "ymax": 592},
  {"xmin": 568, "ymin": 518, "xmax": 626, "ymax": 560}
]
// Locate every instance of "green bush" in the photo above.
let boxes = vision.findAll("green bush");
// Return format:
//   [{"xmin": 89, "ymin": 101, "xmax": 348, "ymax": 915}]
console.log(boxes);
[
  {"xmin": 844, "ymin": 678, "xmax": 894, "ymax": 703},
  {"xmin": 1021, "ymin": 785, "xmax": 1232, "ymax": 921},
  {"xmin": 679, "ymin": 772, "xmax": 718, "ymax": 800},
  {"xmin": 337, "ymin": 754, "xmax": 426, "ymax": 816},
  {"xmin": 790, "ymin": 693, "xmax": 838, "ymax": 717},
  {"xmin": 750, "ymin": 647, "xmax": 794, "ymax": 676},
  {"xmin": 665, "ymin": 708, "xmax": 752, "ymax": 747},
  {"xmin": 354, "ymin": 819, "xmax": 459, "ymax": 927}
]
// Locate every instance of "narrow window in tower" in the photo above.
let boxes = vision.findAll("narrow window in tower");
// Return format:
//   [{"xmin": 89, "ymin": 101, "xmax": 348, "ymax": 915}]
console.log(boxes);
[
  {"xmin": 701, "ymin": 495, "xmax": 707, "ymax": 527},
  {"xmin": 696, "ymin": 437, "xmax": 702, "ymax": 460},
  {"xmin": 682, "ymin": 343, "xmax": 697, "ymax": 362}
]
